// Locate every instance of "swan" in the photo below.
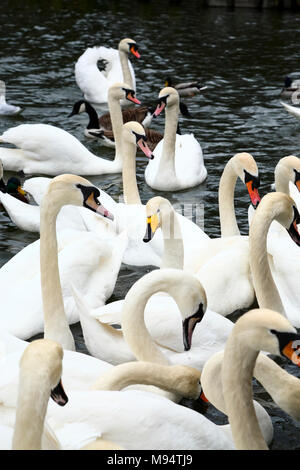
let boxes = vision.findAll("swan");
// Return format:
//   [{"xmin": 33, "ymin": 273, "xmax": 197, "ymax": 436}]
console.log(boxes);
[
  {"xmin": 280, "ymin": 101, "xmax": 300, "ymax": 121},
  {"xmin": 0, "ymin": 83, "xmax": 142, "ymax": 176},
  {"xmin": 201, "ymin": 308, "xmax": 300, "ymax": 449},
  {"xmin": 75, "ymin": 38, "xmax": 140, "ymax": 108},
  {"xmin": 145, "ymin": 87, "xmax": 207, "ymax": 191},
  {"xmin": 164, "ymin": 77, "xmax": 207, "ymax": 97},
  {"xmin": 72, "ymin": 267, "xmax": 233, "ymax": 375},
  {"xmin": 0, "ymin": 173, "xmax": 126, "ymax": 344},
  {"xmin": 96, "ymin": 196, "xmax": 234, "ymax": 361},
  {"xmin": 249, "ymin": 191, "xmax": 300, "ymax": 327},
  {"xmin": 0, "ymin": 80, "xmax": 22, "ymax": 116}
]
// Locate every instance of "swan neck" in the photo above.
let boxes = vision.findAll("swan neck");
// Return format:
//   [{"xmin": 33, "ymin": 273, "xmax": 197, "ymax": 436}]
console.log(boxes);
[
  {"xmin": 119, "ymin": 50, "xmax": 133, "ymax": 89},
  {"xmin": 249, "ymin": 208, "xmax": 286, "ymax": 315},
  {"xmin": 13, "ymin": 372, "xmax": 50, "ymax": 449},
  {"xmin": 158, "ymin": 104, "xmax": 178, "ymax": 177},
  {"xmin": 222, "ymin": 333, "xmax": 268, "ymax": 450},
  {"xmin": 160, "ymin": 208, "xmax": 184, "ymax": 269},
  {"xmin": 108, "ymin": 94, "xmax": 124, "ymax": 164},
  {"xmin": 40, "ymin": 198, "xmax": 75, "ymax": 350},
  {"xmin": 122, "ymin": 139, "xmax": 141, "ymax": 204},
  {"xmin": 219, "ymin": 161, "xmax": 240, "ymax": 237},
  {"xmin": 122, "ymin": 275, "xmax": 172, "ymax": 365}
]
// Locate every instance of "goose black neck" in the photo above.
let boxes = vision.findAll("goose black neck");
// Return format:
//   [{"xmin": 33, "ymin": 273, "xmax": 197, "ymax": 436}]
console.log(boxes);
[{"xmin": 84, "ymin": 102, "xmax": 100, "ymax": 130}]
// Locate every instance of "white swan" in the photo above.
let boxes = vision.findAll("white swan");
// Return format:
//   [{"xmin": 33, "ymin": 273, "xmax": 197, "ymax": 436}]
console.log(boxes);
[
  {"xmin": 201, "ymin": 308, "xmax": 300, "ymax": 449},
  {"xmin": 249, "ymin": 191, "xmax": 300, "ymax": 327},
  {"xmin": 0, "ymin": 80, "xmax": 22, "ymax": 116},
  {"xmin": 145, "ymin": 87, "xmax": 207, "ymax": 191},
  {"xmin": 0, "ymin": 174, "xmax": 125, "ymax": 344},
  {"xmin": 75, "ymin": 38, "xmax": 140, "ymax": 108},
  {"xmin": 281, "ymin": 101, "xmax": 300, "ymax": 121},
  {"xmin": 0, "ymin": 83, "xmax": 142, "ymax": 176}
]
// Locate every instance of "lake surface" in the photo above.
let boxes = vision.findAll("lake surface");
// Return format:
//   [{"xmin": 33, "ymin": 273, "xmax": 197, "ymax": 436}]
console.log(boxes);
[{"xmin": 1, "ymin": 0, "xmax": 300, "ymax": 450}]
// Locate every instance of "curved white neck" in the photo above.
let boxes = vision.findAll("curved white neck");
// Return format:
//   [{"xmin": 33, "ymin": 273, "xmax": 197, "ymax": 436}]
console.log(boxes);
[
  {"xmin": 219, "ymin": 160, "xmax": 240, "ymax": 237},
  {"xmin": 40, "ymin": 198, "xmax": 75, "ymax": 350},
  {"xmin": 122, "ymin": 274, "xmax": 174, "ymax": 365},
  {"xmin": 249, "ymin": 207, "xmax": 286, "ymax": 315},
  {"xmin": 222, "ymin": 331, "xmax": 268, "ymax": 450},
  {"xmin": 91, "ymin": 361, "xmax": 184, "ymax": 395},
  {"xmin": 158, "ymin": 104, "xmax": 178, "ymax": 178},
  {"xmin": 122, "ymin": 138, "xmax": 140, "ymax": 205},
  {"xmin": 160, "ymin": 207, "xmax": 184, "ymax": 269},
  {"xmin": 108, "ymin": 94, "xmax": 125, "ymax": 166},
  {"xmin": 13, "ymin": 371, "xmax": 51, "ymax": 449},
  {"xmin": 119, "ymin": 50, "xmax": 133, "ymax": 89}
]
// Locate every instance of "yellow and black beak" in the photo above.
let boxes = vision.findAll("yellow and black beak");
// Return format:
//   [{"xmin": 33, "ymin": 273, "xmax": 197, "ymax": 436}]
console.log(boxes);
[
  {"xmin": 143, "ymin": 213, "xmax": 159, "ymax": 243},
  {"xmin": 17, "ymin": 186, "xmax": 27, "ymax": 196},
  {"xmin": 51, "ymin": 379, "xmax": 68, "ymax": 406}
]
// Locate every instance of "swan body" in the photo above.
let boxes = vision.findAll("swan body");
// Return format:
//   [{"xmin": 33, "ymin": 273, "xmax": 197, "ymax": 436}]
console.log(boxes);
[
  {"xmin": 0, "ymin": 83, "xmax": 141, "ymax": 176},
  {"xmin": 145, "ymin": 87, "xmax": 207, "ymax": 191},
  {"xmin": 281, "ymin": 101, "xmax": 300, "ymax": 121},
  {"xmin": 75, "ymin": 38, "xmax": 139, "ymax": 108},
  {"xmin": 202, "ymin": 309, "xmax": 300, "ymax": 450},
  {"xmin": 0, "ymin": 80, "xmax": 22, "ymax": 116}
]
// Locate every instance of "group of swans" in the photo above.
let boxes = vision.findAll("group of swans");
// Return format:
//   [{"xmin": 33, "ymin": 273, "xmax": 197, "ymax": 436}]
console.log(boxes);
[{"xmin": 5, "ymin": 306, "xmax": 300, "ymax": 450}]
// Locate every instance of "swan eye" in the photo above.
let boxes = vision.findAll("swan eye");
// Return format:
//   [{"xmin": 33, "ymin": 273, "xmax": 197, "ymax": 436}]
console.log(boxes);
[{"xmin": 132, "ymin": 130, "xmax": 147, "ymax": 143}]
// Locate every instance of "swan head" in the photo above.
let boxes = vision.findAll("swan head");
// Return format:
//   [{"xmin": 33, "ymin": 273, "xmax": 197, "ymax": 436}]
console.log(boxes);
[
  {"xmin": 19, "ymin": 339, "xmax": 68, "ymax": 406},
  {"xmin": 143, "ymin": 196, "xmax": 174, "ymax": 242},
  {"xmin": 230, "ymin": 152, "xmax": 261, "ymax": 208},
  {"xmin": 256, "ymin": 192, "xmax": 300, "ymax": 245},
  {"xmin": 122, "ymin": 121, "xmax": 154, "ymax": 159},
  {"xmin": 118, "ymin": 38, "xmax": 140, "ymax": 58},
  {"xmin": 43, "ymin": 174, "xmax": 114, "ymax": 221},
  {"xmin": 154, "ymin": 87, "xmax": 179, "ymax": 117},
  {"xmin": 232, "ymin": 309, "xmax": 300, "ymax": 365},
  {"xmin": 275, "ymin": 155, "xmax": 300, "ymax": 193},
  {"xmin": 168, "ymin": 364, "xmax": 202, "ymax": 400},
  {"xmin": 108, "ymin": 82, "xmax": 141, "ymax": 105}
]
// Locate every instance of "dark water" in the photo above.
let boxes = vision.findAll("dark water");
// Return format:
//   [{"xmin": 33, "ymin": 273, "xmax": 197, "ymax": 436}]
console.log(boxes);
[{"xmin": 1, "ymin": 0, "xmax": 300, "ymax": 450}]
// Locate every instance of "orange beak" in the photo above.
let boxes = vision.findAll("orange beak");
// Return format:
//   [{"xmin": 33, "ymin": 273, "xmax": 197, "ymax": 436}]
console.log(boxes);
[
  {"xmin": 127, "ymin": 91, "xmax": 141, "ymax": 105},
  {"xmin": 200, "ymin": 390, "xmax": 209, "ymax": 403},
  {"xmin": 130, "ymin": 46, "xmax": 140, "ymax": 58},
  {"xmin": 296, "ymin": 180, "xmax": 300, "ymax": 192},
  {"xmin": 154, "ymin": 101, "xmax": 166, "ymax": 117},
  {"xmin": 282, "ymin": 340, "xmax": 300, "ymax": 366},
  {"xmin": 246, "ymin": 181, "xmax": 260, "ymax": 209}
]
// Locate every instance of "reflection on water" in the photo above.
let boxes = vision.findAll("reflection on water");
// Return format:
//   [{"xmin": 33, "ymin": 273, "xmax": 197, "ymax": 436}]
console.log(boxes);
[{"xmin": 1, "ymin": 0, "xmax": 300, "ymax": 450}]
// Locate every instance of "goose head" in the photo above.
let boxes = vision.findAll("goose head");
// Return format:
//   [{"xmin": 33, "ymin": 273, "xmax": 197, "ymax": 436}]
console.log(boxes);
[
  {"xmin": 122, "ymin": 121, "xmax": 154, "ymax": 159},
  {"xmin": 108, "ymin": 82, "xmax": 141, "ymax": 105},
  {"xmin": 19, "ymin": 339, "xmax": 68, "ymax": 406},
  {"xmin": 230, "ymin": 152, "xmax": 261, "ymax": 208},
  {"xmin": 42, "ymin": 174, "xmax": 114, "ymax": 221},
  {"xmin": 118, "ymin": 38, "xmax": 140, "ymax": 58},
  {"xmin": 231, "ymin": 309, "xmax": 300, "ymax": 365},
  {"xmin": 143, "ymin": 196, "xmax": 174, "ymax": 242},
  {"xmin": 275, "ymin": 155, "xmax": 300, "ymax": 193},
  {"xmin": 154, "ymin": 87, "xmax": 179, "ymax": 117},
  {"xmin": 68, "ymin": 99, "xmax": 89, "ymax": 117}
]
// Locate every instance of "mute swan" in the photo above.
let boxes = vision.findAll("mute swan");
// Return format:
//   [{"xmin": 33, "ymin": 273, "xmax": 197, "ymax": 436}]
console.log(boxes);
[
  {"xmin": 68, "ymin": 99, "xmax": 155, "ymax": 143},
  {"xmin": 96, "ymin": 196, "xmax": 234, "ymax": 362},
  {"xmin": 45, "ymin": 313, "xmax": 283, "ymax": 450},
  {"xmin": 164, "ymin": 77, "xmax": 207, "ymax": 97},
  {"xmin": 281, "ymin": 101, "xmax": 300, "ymax": 121},
  {"xmin": 249, "ymin": 192, "xmax": 300, "ymax": 327},
  {"xmin": 73, "ymin": 269, "xmax": 205, "ymax": 365},
  {"xmin": 0, "ymin": 174, "xmax": 125, "ymax": 346},
  {"xmin": 0, "ymin": 83, "xmax": 142, "ymax": 176},
  {"xmin": 0, "ymin": 80, "xmax": 22, "ymax": 116},
  {"xmin": 145, "ymin": 87, "xmax": 207, "ymax": 191},
  {"xmin": 75, "ymin": 38, "xmax": 140, "ymax": 108}
]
